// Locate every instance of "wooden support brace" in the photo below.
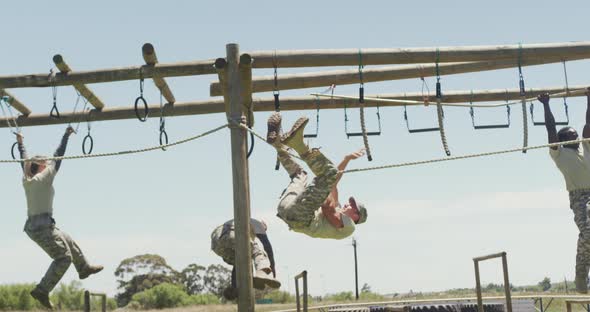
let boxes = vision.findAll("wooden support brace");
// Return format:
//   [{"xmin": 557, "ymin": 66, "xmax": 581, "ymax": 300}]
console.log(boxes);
[
  {"xmin": 2, "ymin": 84, "xmax": 589, "ymax": 128},
  {"xmin": 210, "ymin": 54, "xmax": 590, "ymax": 96},
  {"xmin": 0, "ymin": 89, "xmax": 31, "ymax": 116},
  {"xmin": 53, "ymin": 55, "xmax": 105, "ymax": 110},
  {"xmin": 247, "ymin": 41, "xmax": 590, "ymax": 68},
  {"xmin": 0, "ymin": 59, "xmax": 217, "ymax": 89},
  {"xmin": 142, "ymin": 43, "xmax": 176, "ymax": 104}
]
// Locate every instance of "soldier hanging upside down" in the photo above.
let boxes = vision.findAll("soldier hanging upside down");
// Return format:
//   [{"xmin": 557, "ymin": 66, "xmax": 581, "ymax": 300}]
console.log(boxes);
[
  {"xmin": 266, "ymin": 113, "xmax": 368, "ymax": 239},
  {"xmin": 210, "ymin": 218, "xmax": 281, "ymax": 300},
  {"xmin": 15, "ymin": 127, "xmax": 103, "ymax": 310}
]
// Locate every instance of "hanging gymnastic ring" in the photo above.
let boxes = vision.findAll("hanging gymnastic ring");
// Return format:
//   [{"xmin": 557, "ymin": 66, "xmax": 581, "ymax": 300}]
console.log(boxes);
[
  {"xmin": 11, "ymin": 141, "xmax": 17, "ymax": 160},
  {"xmin": 82, "ymin": 134, "xmax": 94, "ymax": 155},
  {"xmin": 247, "ymin": 131, "xmax": 255, "ymax": 158},
  {"xmin": 134, "ymin": 96, "xmax": 149, "ymax": 122},
  {"xmin": 159, "ymin": 130, "xmax": 168, "ymax": 151}
]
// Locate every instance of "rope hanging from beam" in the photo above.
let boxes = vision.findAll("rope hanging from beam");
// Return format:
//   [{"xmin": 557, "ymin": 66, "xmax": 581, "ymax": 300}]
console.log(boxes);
[
  {"xmin": 0, "ymin": 124, "xmax": 228, "ymax": 163},
  {"xmin": 435, "ymin": 49, "xmax": 451, "ymax": 156},
  {"xmin": 358, "ymin": 50, "xmax": 374, "ymax": 161}
]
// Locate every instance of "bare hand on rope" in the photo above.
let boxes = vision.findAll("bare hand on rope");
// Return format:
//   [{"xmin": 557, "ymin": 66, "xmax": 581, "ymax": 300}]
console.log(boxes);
[{"xmin": 345, "ymin": 148, "xmax": 366, "ymax": 161}]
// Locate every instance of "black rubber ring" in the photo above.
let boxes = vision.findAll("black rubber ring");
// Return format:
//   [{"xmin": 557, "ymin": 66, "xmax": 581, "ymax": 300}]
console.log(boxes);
[
  {"xmin": 247, "ymin": 132, "xmax": 255, "ymax": 158},
  {"xmin": 11, "ymin": 141, "xmax": 17, "ymax": 160},
  {"xmin": 134, "ymin": 96, "xmax": 149, "ymax": 122},
  {"xmin": 159, "ymin": 130, "xmax": 168, "ymax": 151},
  {"xmin": 82, "ymin": 134, "xmax": 94, "ymax": 155}
]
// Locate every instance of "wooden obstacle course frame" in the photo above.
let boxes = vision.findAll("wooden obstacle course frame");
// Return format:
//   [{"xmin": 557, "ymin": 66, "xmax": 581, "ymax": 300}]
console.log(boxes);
[
  {"xmin": 295, "ymin": 270, "xmax": 308, "ymax": 312},
  {"xmin": 473, "ymin": 252, "xmax": 512, "ymax": 312},
  {"xmin": 83, "ymin": 290, "xmax": 106, "ymax": 312},
  {"xmin": 2, "ymin": 41, "xmax": 590, "ymax": 311}
]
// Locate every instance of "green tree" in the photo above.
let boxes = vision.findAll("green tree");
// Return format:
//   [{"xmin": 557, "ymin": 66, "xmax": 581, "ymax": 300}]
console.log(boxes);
[
  {"xmin": 114, "ymin": 254, "xmax": 180, "ymax": 307},
  {"xmin": 361, "ymin": 283, "xmax": 371, "ymax": 293},
  {"xmin": 203, "ymin": 264, "xmax": 232, "ymax": 298},
  {"xmin": 180, "ymin": 263, "xmax": 206, "ymax": 295},
  {"xmin": 538, "ymin": 277, "xmax": 552, "ymax": 291}
]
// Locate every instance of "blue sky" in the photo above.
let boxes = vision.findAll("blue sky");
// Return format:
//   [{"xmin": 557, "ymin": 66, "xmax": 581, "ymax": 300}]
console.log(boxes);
[{"xmin": 1, "ymin": 0, "xmax": 590, "ymax": 297}]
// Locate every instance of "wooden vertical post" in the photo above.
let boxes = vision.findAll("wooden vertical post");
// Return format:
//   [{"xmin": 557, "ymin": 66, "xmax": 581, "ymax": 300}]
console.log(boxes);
[
  {"xmin": 83, "ymin": 290, "xmax": 90, "ymax": 312},
  {"xmin": 226, "ymin": 43, "xmax": 255, "ymax": 311},
  {"xmin": 474, "ymin": 260, "xmax": 483, "ymax": 312},
  {"xmin": 501, "ymin": 253, "xmax": 513, "ymax": 312}
]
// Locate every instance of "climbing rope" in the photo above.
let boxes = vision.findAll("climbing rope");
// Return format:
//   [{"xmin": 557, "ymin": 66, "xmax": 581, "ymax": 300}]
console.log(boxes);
[
  {"xmin": 518, "ymin": 43, "xmax": 528, "ymax": 154},
  {"xmin": 343, "ymin": 137, "xmax": 590, "ymax": 174},
  {"xmin": 358, "ymin": 50, "xmax": 373, "ymax": 161},
  {"xmin": 435, "ymin": 49, "xmax": 451, "ymax": 156},
  {"xmin": 0, "ymin": 124, "xmax": 228, "ymax": 163}
]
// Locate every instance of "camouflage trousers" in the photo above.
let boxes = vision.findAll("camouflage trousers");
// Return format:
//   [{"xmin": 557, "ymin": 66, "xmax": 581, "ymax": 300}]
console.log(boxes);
[
  {"xmin": 24, "ymin": 215, "xmax": 89, "ymax": 293},
  {"xmin": 570, "ymin": 190, "xmax": 590, "ymax": 287},
  {"xmin": 210, "ymin": 223, "xmax": 270, "ymax": 271},
  {"xmin": 276, "ymin": 148, "xmax": 338, "ymax": 230}
]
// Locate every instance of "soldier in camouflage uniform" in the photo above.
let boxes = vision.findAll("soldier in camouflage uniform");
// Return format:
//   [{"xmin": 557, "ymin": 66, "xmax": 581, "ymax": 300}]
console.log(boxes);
[
  {"xmin": 266, "ymin": 113, "xmax": 368, "ymax": 240},
  {"xmin": 16, "ymin": 127, "xmax": 103, "ymax": 310},
  {"xmin": 540, "ymin": 89, "xmax": 590, "ymax": 293},
  {"xmin": 211, "ymin": 218, "xmax": 280, "ymax": 300}
]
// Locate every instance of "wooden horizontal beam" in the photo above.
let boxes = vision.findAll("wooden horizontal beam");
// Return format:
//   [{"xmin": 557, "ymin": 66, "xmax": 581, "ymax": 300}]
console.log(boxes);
[
  {"xmin": 2, "ymin": 84, "xmax": 587, "ymax": 129},
  {"xmin": 248, "ymin": 41, "xmax": 590, "ymax": 68},
  {"xmin": 473, "ymin": 252, "xmax": 506, "ymax": 262},
  {"xmin": 0, "ymin": 89, "xmax": 31, "ymax": 116},
  {"xmin": 53, "ymin": 54, "xmax": 105, "ymax": 110},
  {"xmin": 211, "ymin": 54, "xmax": 590, "ymax": 96},
  {"xmin": 142, "ymin": 43, "xmax": 176, "ymax": 104},
  {"xmin": 0, "ymin": 59, "xmax": 217, "ymax": 89}
]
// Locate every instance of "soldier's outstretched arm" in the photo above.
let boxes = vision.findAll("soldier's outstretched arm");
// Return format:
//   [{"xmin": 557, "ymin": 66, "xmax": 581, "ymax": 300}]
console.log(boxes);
[
  {"xmin": 16, "ymin": 132, "xmax": 26, "ymax": 171},
  {"xmin": 583, "ymin": 88, "xmax": 590, "ymax": 138},
  {"xmin": 538, "ymin": 93, "xmax": 558, "ymax": 149},
  {"xmin": 333, "ymin": 148, "xmax": 366, "ymax": 187},
  {"xmin": 53, "ymin": 126, "xmax": 74, "ymax": 172}
]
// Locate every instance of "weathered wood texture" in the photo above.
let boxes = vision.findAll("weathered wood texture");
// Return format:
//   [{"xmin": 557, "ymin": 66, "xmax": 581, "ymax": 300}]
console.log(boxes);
[
  {"xmin": 53, "ymin": 55, "xmax": 105, "ymax": 110},
  {"xmin": 247, "ymin": 41, "xmax": 590, "ymax": 68},
  {"xmin": 0, "ymin": 89, "xmax": 31, "ymax": 115},
  {"xmin": 0, "ymin": 59, "xmax": 217, "ymax": 89},
  {"xmin": 2, "ymin": 85, "xmax": 587, "ymax": 128},
  {"xmin": 210, "ymin": 55, "xmax": 590, "ymax": 96},
  {"xmin": 239, "ymin": 54, "xmax": 254, "ymax": 126},
  {"xmin": 142, "ymin": 43, "xmax": 176, "ymax": 104},
  {"xmin": 226, "ymin": 43, "xmax": 255, "ymax": 312}
]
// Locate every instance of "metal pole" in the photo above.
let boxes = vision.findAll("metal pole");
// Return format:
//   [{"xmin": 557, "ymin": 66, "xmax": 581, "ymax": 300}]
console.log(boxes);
[
  {"xmin": 226, "ymin": 43, "xmax": 255, "ymax": 311},
  {"xmin": 353, "ymin": 238, "xmax": 359, "ymax": 300},
  {"xmin": 295, "ymin": 276, "xmax": 301, "ymax": 312},
  {"xmin": 303, "ymin": 271, "xmax": 308, "ymax": 312}
]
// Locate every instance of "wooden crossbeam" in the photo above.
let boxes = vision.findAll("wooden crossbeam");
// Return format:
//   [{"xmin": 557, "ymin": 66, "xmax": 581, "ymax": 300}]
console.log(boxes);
[
  {"xmin": 210, "ymin": 55, "xmax": 590, "ymax": 96},
  {"xmin": 53, "ymin": 55, "xmax": 105, "ymax": 110},
  {"xmin": 0, "ymin": 59, "xmax": 217, "ymax": 89},
  {"xmin": 0, "ymin": 89, "xmax": 31, "ymax": 116},
  {"xmin": 2, "ymin": 84, "xmax": 587, "ymax": 129},
  {"xmin": 142, "ymin": 43, "xmax": 175, "ymax": 104},
  {"xmin": 247, "ymin": 41, "xmax": 590, "ymax": 68}
]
